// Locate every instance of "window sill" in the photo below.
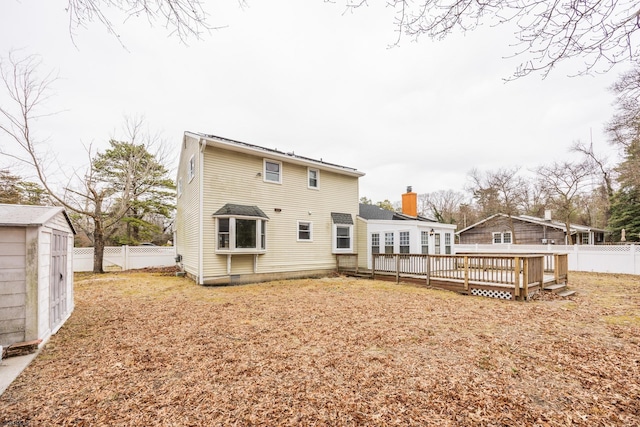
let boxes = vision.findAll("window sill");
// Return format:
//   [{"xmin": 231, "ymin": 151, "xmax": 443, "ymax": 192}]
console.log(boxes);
[{"xmin": 216, "ymin": 249, "xmax": 267, "ymax": 255}]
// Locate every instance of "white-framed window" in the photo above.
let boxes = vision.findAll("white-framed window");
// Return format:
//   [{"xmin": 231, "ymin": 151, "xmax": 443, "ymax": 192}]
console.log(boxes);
[
  {"xmin": 188, "ymin": 155, "xmax": 196, "ymax": 182},
  {"xmin": 216, "ymin": 217, "xmax": 267, "ymax": 253},
  {"xmin": 384, "ymin": 232, "xmax": 394, "ymax": 254},
  {"xmin": 492, "ymin": 232, "xmax": 512, "ymax": 244},
  {"xmin": 308, "ymin": 168, "xmax": 319, "ymax": 189},
  {"xmin": 399, "ymin": 231, "xmax": 410, "ymax": 254},
  {"xmin": 580, "ymin": 232, "xmax": 589, "ymax": 245},
  {"xmin": 421, "ymin": 231, "xmax": 429, "ymax": 254},
  {"xmin": 333, "ymin": 224, "xmax": 353, "ymax": 253},
  {"xmin": 434, "ymin": 234, "xmax": 441, "ymax": 254},
  {"xmin": 371, "ymin": 233, "xmax": 380, "ymax": 254},
  {"xmin": 264, "ymin": 159, "xmax": 282, "ymax": 184},
  {"xmin": 177, "ymin": 177, "xmax": 183, "ymax": 198},
  {"xmin": 445, "ymin": 233, "xmax": 452, "ymax": 254},
  {"xmin": 297, "ymin": 221, "xmax": 313, "ymax": 241}
]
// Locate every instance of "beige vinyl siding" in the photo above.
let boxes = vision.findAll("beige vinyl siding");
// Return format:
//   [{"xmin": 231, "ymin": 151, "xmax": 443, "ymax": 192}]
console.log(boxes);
[
  {"xmin": 201, "ymin": 146, "xmax": 359, "ymax": 280},
  {"xmin": 175, "ymin": 135, "xmax": 202, "ymax": 278},
  {"xmin": 0, "ymin": 227, "xmax": 26, "ymax": 346},
  {"xmin": 356, "ymin": 217, "xmax": 368, "ymax": 269}
]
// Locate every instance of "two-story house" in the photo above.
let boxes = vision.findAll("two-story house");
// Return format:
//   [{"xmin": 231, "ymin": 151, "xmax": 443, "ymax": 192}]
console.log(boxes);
[{"xmin": 175, "ymin": 132, "xmax": 365, "ymax": 285}]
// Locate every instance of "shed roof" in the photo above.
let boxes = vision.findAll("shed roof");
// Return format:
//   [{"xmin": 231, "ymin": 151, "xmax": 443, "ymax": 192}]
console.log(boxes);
[{"xmin": 0, "ymin": 203, "xmax": 76, "ymax": 234}]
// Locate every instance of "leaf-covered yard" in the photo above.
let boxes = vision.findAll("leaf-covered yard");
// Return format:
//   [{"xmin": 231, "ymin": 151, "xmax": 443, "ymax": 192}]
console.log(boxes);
[{"xmin": 1, "ymin": 271, "xmax": 639, "ymax": 426}]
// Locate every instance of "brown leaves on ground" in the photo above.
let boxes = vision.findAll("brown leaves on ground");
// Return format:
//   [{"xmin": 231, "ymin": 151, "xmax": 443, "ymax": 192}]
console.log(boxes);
[{"xmin": 1, "ymin": 272, "xmax": 639, "ymax": 426}]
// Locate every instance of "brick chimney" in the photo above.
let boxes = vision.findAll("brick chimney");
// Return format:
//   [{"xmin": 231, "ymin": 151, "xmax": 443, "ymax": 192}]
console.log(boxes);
[{"xmin": 402, "ymin": 186, "xmax": 417, "ymax": 217}]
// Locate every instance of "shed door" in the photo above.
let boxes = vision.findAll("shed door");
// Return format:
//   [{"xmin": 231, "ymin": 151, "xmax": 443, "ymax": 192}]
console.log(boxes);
[{"xmin": 50, "ymin": 230, "xmax": 68, "ymax": 330}]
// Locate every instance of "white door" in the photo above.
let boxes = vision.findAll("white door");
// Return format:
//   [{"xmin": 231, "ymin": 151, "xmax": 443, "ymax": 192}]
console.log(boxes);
[{"xmin": 50, "ymin": 230, "xmax": 68, "ymax": 330}]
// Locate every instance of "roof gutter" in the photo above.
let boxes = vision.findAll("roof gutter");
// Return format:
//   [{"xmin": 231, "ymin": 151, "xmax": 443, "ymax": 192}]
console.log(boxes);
[{"xmin": 188, "ymin": 132, "xmax": 365, "ymax": 178}]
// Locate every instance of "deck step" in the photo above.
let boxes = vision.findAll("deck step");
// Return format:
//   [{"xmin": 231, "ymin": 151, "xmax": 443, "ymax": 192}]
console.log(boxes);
[
  {"xmin": 544, "ymin": 283, "xmax": 567, "ymax": 293},
  {"xmin": 557, "ymin": 289, "xmax": 576, "ymax": 298}
]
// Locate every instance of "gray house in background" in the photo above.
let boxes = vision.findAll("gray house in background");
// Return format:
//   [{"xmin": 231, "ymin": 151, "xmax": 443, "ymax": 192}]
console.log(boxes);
[
  {"xmin": 457, "ymin": 212, "xmax": 608, "ymax": 245},
  {"xmin": 0, "ymin": 204, "xmax": 75, "ymax": 349}
]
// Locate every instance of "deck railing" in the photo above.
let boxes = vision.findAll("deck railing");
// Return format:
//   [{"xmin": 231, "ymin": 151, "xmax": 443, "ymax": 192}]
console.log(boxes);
[{"xmin": 336, "ymin": 252, "xmax": 568, "ymax": 299}]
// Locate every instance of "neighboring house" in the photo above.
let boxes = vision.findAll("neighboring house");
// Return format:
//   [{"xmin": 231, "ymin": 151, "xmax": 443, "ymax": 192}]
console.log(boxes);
[
  {"xmin": 356, "ymin": 187, "xmax": 457, "ymax": 270},
  {"xmin": 0, "ymin": 204, "xmax": 75, "ymax": 348},
  {"xmin": 175, "ymin": 132, "xmax": 365, "ymax": 285},
  {"xmin": 457, "ymin": 212, "xmax": 608, "ymax": 245}
]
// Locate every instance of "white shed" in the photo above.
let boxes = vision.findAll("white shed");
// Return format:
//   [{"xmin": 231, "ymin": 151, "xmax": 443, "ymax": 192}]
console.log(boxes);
[{"xmin": 0, "ymin": 204, "xmax": 75, "ymax": 349}]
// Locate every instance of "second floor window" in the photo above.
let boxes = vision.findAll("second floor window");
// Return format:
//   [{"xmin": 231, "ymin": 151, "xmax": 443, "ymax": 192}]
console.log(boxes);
[
  {"xmin": 264, "ymin": 160, "xmax": 282, "ymax": 183},
  {"xmin": 308, "ymin": 168, "xmax": 319, "ymax": 189},
  {"xmin": 188, "ymin": 155, "xmax": 195, "ymax": 182}
]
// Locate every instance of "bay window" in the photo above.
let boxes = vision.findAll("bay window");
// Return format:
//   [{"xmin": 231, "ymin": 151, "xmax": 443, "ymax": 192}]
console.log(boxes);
[{"xmin": 213, "ymin": 204, "xmax": 269, "ymax": 253}]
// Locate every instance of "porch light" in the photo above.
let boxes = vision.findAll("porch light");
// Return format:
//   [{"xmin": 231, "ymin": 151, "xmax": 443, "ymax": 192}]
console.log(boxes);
[{"xmin": 429, "ymin": 229, "xmax": 435, "ymax": 236}]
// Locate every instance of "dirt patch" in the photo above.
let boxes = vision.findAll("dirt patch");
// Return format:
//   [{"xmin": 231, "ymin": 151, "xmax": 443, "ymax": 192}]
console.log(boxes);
[{"xmin": 1, "ymin": 271, "xmax": 638, "ymax": 426}]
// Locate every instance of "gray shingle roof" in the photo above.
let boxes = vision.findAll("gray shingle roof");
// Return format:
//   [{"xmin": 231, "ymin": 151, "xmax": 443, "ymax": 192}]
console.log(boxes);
[
  {"xmin": 359, "ymin": 203, "xmax": 396, "ymax": 220},
  {"xmin": 331, "ymin": 212, "xmax": 354, "ymax": 225},
  {"xmin": 358, "ymin": 203, "xmax": 437, "ymax": 222},
  {"xmin": 0, "ymin": 203, "xmax": 76, "ymax": 234},
  {"xmin": 212, "ymin": 204, "xmax": 269, "ymax": 219}
]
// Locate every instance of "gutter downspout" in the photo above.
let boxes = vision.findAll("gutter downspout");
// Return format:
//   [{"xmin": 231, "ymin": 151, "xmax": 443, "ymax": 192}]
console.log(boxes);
[{"xmin": 198, "ymin": 139, "xmax": 206, "ymax": 285}]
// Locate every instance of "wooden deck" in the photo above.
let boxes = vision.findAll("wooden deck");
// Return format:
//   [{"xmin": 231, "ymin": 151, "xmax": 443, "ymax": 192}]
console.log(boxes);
[{"xmin": 336, "ymin": 253, "xmax": 569, "ymax": 301}]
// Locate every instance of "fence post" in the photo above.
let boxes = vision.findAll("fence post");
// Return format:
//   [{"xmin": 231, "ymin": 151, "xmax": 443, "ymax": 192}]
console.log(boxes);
[
  {"xmin": 123, "ymin": 245, "xmax": 129, "ymax": 271},
  {"xmin": 395, "ymin": 254, "xmax": 400, "ymax": 284},
  {"xmin": 632, "ymin": 244, "xmax": 637, "ymax": 275}
]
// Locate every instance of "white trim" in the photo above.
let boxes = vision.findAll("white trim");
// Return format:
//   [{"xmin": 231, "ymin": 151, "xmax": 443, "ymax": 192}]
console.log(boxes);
[
  {"xmin": 307, "ymin": 167, "xmax": 319, "ymax": 190},
  {"xmin": 332, "ymin": 223, "xmax": 354, "ymax": 253},
  {"xmin": 215, "ymin": 217, "xmax": 267, "ymax": 254},
  {"xmin": 263, "ymin": 159, "xmax": 282, "ymax": 184},
  {"xmin": 492, "ymin": 231, "xmax": 512, "ymax": 244},
  {"xmin": 297, "ymin": 220, "xmax": 313, "ymax": 242},
  {"xmin": 188, "ymin": 155, "xmax": 196, "ymax": 183}
]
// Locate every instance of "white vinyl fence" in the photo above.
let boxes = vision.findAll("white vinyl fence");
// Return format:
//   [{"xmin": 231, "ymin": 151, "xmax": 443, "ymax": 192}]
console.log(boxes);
[
  {"xmin": 74, "ymin": 245, "xmax": 177, "ymax": 272},
  {"xmin": 455, "ymin": 244, "xmax": 639, "ymax": 275}
]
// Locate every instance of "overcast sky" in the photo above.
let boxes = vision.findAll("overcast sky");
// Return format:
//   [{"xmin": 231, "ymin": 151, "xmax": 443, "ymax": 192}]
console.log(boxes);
[{"xmin": 0, "ymin": 0, "xmax": 626, "ymax": 204}]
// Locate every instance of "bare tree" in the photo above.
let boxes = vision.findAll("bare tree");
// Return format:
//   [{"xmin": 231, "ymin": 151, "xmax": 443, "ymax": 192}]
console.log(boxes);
[
  {"xmin": 607, "ymin": 64, "xmax": 640, "ymax": 189},
  {"xmin": 535, "ymin": 160, "xmax": 595, "ymax": 244},
  {"xmin": 65, "ymin": 0, "xmax": 222, "ymax": 44},
  {"xmin": 467, "ymin": 167, "xmax": 527, "ymax": 242},
  {"xmin": 346, "ymin": 0, "xmax": 640, "ymax": 78},
  {"xmin": 417, "ymin": 190, "xmax": 466, "ymax": 224},
  {"xmin": 0, "ymin": 52, "xmax": 173, "ymax": 272},
  {"xmin": 572, "ymin": 140, "xmax": 614, "ymax": 198}
]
